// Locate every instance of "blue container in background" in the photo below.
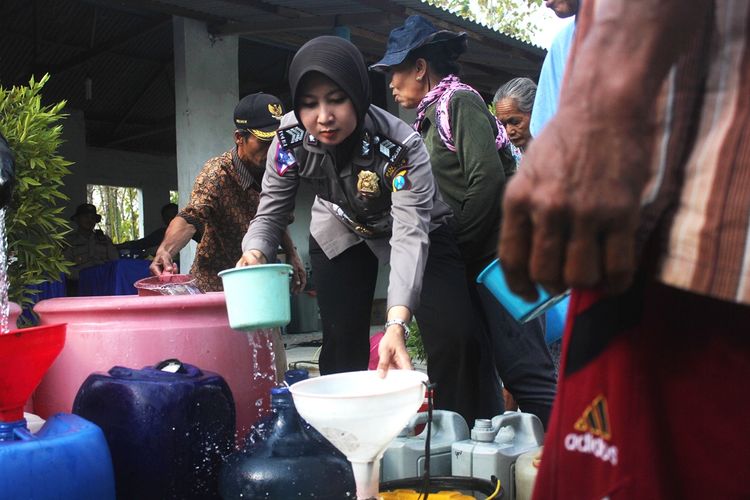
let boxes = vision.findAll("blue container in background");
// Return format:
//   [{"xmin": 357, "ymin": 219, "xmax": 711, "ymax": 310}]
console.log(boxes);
[
  {"xmin": 477, "ymin": 258, "xmax": 570, "ymax": 323},
  {"xmin": 0, "ymin": 413, "xmax": 116, "ymax": 499},
  {"xmin": 73, "ymin": 359, "xmax": 235, "ymax": 500}
]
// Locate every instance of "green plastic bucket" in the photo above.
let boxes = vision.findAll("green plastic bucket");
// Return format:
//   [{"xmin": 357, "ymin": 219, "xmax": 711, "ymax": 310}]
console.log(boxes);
[{"xmin": 219, "ymin": 264, "xmax": 293, "ymax": 330}]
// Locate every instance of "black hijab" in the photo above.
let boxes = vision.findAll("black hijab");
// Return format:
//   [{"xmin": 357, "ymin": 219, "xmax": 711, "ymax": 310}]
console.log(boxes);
[{"xmin": 288, "ymin": 36, "xmax": 371, "ymax": 131}]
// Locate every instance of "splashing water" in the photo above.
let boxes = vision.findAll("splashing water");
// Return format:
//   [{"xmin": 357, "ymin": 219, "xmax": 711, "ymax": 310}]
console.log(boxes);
[{"xmin": 0, "ymin": 208, "xmax": 10, "ymax": 334}]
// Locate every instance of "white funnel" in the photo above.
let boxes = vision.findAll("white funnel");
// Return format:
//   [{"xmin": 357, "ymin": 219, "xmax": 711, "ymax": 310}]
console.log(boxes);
[{"xmin": 290, "ymin": 370, "xmax": 428, "ymax": 500}]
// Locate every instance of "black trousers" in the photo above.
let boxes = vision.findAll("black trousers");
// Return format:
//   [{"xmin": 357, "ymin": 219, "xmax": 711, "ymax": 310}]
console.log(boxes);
[
  {"xmin": 310, "ymin": 226, "xmax": 499, "ymax": 426},
  {"xmin": 467, "ymin": 270, "xmax": 558, "ymax": 428}
]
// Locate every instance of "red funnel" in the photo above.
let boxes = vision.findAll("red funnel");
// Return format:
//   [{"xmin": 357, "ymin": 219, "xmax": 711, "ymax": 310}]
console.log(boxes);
[{"xmin": 0, "ymin": 324, "xmax": 66, "ymax": 422}]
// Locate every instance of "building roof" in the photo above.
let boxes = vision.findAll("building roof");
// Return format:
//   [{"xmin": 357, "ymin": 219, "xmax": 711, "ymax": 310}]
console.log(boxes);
[{"xmin": 1, "ymin": 0, "xmax": 544, "ymax": 154}]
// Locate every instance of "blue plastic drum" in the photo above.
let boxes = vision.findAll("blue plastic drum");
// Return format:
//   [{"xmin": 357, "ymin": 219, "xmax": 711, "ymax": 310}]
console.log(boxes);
[{"xmin": 0, "ymin": 413, "xmax": 115, "ymax": 499}]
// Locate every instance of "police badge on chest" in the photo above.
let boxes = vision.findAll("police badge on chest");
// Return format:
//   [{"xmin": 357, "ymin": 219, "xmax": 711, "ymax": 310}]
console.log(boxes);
[{"xmin": 357, "ymin": 170, "xmax": 380, "ymax": 199}]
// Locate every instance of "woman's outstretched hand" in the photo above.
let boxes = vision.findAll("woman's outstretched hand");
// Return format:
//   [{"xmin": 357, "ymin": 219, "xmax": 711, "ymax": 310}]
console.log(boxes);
[{"xmin": 376, "ymin": 324, "xmax": 413, "ymax": 378}]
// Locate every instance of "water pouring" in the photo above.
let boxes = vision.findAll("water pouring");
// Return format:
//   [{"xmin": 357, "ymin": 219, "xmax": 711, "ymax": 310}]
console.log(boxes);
[
  {"xmin": 0, "ymin": 132, "xmax": 15, "ymax": 334},
  {"xmin": 289, "ymin": 370, "xmax": 429, "ymax": 500}
]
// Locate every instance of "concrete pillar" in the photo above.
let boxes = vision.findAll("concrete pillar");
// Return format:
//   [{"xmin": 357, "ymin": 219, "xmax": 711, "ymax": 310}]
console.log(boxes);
[
  {"xmin": 173, "ymin": 16, "xmax": 238, "ymax": 271},
  {"xmin": 58, "ymin": 109, "xmax": 88, "ymax": 218},
  {"xmin": 141, "ymin": 186, "xmax": 169, "ymax": 234}
]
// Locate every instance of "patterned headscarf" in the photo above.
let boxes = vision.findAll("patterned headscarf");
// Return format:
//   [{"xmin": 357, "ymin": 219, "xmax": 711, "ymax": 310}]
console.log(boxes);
[{"xmin": 414, "ymin": 75, "xmax": 516, "ymax": 159}]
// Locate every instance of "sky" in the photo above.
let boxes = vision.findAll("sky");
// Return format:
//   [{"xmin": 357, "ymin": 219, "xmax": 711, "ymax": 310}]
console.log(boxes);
[{"xmin": 530, "ymin": 7, "xmax": 575, "ymax": 49}]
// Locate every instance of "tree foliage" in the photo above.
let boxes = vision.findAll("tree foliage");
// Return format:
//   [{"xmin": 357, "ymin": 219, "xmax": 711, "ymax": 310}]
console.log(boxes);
[
  {"xmin": 87, "ymin": 184, "xmax": 142, "ymax": 244},
  {"xmin": 0, "ymin": 75, "xmax": 72, "ymax": 310},
  {"xmin": 428, "ymin": 0, "xmax": 544, "ymax": 42}
]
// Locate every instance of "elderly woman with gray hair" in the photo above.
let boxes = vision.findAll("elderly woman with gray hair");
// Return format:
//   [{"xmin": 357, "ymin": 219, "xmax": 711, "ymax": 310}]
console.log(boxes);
[{"xmin": 493, "ymin": 77, "xmax": 537, "ymax": 152}]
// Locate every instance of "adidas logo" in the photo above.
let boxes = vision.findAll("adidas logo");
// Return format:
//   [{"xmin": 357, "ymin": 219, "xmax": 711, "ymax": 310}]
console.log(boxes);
[
  {"xmin": 574, "ymin": 395, "xmax": 611, "ymax": 439},
  {"xmin": 564, "ymin": 395, "xmax": 619, "ymax": 466}
]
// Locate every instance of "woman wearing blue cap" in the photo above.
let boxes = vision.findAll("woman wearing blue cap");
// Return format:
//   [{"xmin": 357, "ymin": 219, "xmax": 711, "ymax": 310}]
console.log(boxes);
[
  {"xmin": 372, "ymin": 15, "xmax": 557, "ymax": 426},
  {"xmin": 238, "ymin": 35, "xmax": 499, "ymax": 426}
]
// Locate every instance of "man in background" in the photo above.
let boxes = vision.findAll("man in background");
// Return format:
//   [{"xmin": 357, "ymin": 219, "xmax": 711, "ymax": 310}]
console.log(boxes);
[
  {"xmin": 150, "ymin": 93, "xmax": 305, "ymax": 292},
  {"xmin": 64, "ymin": 203, "xmax": 119, "ymax": 295},
  {"xmin": 117, "ymin": 203, "xmax": 180, "ymax": 259},
  {"xmin": 529, "ymin": 0, "xmax": 579, "ymax": 137}
]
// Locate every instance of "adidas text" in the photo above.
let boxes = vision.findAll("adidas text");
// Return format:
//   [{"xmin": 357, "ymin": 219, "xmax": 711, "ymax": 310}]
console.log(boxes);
[{"xmin": 564, "ymin": 432, "xmax": 619, "ymax": 466}]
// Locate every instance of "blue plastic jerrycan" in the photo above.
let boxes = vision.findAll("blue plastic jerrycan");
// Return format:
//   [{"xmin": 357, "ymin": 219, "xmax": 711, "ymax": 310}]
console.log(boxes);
[
  {"xmin": 0, "ymin": 413, "xmax": 116, "ymax": 499},
  {"xmin": 73, "ymin": 359, "xmax": 236, "ymax": 500},
  {"xmin": 219, "ymin": 385, "xmax": 356, "ymax": 499}
]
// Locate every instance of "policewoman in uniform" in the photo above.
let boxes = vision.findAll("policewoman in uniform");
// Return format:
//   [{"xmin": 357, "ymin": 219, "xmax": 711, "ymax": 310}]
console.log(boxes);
[{"xmin": 238, "ymin": 36, "xmax": 497, "ymax": 425}]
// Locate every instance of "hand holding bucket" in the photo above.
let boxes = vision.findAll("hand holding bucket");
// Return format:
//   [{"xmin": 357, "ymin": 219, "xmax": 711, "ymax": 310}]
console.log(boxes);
[
  {"xmin": 219, "ymin": 264, "xmax": 294, "ymax": 330},
  {"xmin": 476, "ymin": 259, "xmax": 569, "ymax": 324}
]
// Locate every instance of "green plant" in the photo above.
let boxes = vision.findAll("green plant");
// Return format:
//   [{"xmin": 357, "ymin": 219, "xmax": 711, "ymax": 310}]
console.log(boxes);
[
  {"xmin": 0, "ymin": 74, "xmax": 72, "ymax": 311},
  {"xmin": 406, "ymin": 318, "xmax": 426, "ymax": 362},
  {"xmin": 429, "ymin": 0, "xmax": 544, "ymax": 43}
]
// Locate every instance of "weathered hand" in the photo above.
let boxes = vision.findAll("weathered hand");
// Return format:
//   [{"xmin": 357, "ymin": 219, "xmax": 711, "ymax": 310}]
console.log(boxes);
[
  {"xmin": 499, "ymin": 108, "xmax": 650, "ymax": 300},
  {"xmin": 376, "ymin": 326, "xmax": 413, "ymax": 378},
  {"xmin": 236, "ymin": 249, "xmax": 267, "ymax": 267},
  {"xmin": 288, "ymin": 253, "xmax": 307, "ymax": 294},
  {"xmin": 150, "ymin": 250, "xmax": 177, "ymax": 276}
]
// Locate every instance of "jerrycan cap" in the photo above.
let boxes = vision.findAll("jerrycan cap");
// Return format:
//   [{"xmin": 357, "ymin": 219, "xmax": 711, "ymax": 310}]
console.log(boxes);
[
  {"xmin": 270, "ymin": 386, "xmax": 293, "ymax": 408},
  {"xmin": 471, "ymin": 418, "xmax": 497, "ymax": 442}
]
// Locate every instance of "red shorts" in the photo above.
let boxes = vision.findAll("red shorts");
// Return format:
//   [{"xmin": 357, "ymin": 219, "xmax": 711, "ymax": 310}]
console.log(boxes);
[{"xmin": 534, "ymin": 282, "xmax": 750, "ymax": 500}]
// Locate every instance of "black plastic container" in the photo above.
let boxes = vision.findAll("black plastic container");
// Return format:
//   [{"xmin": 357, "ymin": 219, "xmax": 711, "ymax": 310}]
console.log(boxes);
[
  {"xmin": 219, "ymin": 385, "xmax": 356, "ymax": 499},
  {"xmin": 73, "ymin": 359, "xmax": 235, "ymax": 500}
]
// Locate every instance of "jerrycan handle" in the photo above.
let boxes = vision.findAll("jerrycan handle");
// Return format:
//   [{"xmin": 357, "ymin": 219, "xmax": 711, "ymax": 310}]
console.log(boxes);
[
  {"xmin": 405, "ymin": 410, "xmax": 470, "ymax": 441},
  {"xmin": 153, "ymin": 359, "xmax": 203, "ymax": 377},
  {"xmin": 490, "ymin": 411, "xmax": 545, "ymax": 447}
]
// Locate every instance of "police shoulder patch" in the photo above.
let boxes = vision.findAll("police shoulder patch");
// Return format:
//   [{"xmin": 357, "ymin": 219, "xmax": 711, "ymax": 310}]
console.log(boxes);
[
  {"xmin": 277, "ymin": 125, "xmax": 306, "ymax": 150},
  {"xmin": 382, "ymin": 157, "xmax": 407, "ymax": 183},
  {"xmin": 274, "ymin": 142, "xmax": 297, "ymax": 176},
  {"xmin": 392, "ymin": 169, "xmax": 410, "ymax": 192}
]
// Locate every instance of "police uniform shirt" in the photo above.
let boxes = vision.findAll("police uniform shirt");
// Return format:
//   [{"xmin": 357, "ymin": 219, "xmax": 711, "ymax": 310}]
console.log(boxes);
[
  {"xmin": 64, "ymin": 229, "xmax": 119, "ymax": 279},
  {"xmin": 243, "ymin": 106, "xmax": 452, "ymax": 312}
]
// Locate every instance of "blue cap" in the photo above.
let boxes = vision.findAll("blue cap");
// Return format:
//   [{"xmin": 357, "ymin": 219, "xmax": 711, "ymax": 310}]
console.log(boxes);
[{"xmin": 370, "ymin": 15, "xmax": 467, "ymax": 71}]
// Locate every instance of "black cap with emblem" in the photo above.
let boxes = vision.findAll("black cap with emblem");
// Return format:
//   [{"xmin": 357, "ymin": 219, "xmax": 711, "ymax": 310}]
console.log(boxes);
[{"xmin": 233, "ymin": 93, "xmax": 284, "ymax": 142}]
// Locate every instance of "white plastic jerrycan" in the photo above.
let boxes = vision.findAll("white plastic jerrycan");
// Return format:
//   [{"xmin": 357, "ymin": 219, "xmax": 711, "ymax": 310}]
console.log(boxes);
[
  {"xmin": 452, "ymin": 411, "xmax": 544, "ymax": 500},
  {"xmin": 381, "ymin": 410, "xmax": 469, "ymax": 481}
]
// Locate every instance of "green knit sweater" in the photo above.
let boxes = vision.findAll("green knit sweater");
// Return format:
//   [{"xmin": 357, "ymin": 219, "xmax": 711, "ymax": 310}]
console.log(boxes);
[{"xmin": 420, "ymin": 90, "xmax": 511, "ymax": 275}]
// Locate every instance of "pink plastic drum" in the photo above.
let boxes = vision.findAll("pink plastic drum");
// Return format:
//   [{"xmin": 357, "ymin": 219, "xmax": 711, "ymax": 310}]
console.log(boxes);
[
  {"xmin": 33, "ymin": 292, "xmax": 285, "ymax": 439},
  {"xmin": 133, "ymin": 274, "xmax": 200, "ymax": 296},
  {"xmin": 8, "ymin": 302, "xmax": 21, "ymax": 329}
]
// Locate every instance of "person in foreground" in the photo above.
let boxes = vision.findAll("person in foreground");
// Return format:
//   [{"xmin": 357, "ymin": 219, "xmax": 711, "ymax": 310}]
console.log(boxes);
[
  {"xmin": 150, "ymin": 93, "xmax": 305, "ymax": 292},
  {"xmin": 498, "ymin": 0, "xmax": 750, "ymax": 498},
  {"xmin": 238, "ymin": 36, "xmax": 494, "ymax": 426},
  {"xmin": 373, "ymin": 15, "xmax": 556, "ymax": 426}
]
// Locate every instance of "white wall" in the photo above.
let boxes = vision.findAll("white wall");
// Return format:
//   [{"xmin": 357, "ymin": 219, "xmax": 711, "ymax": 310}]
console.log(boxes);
[{"xmin": 59, "ymin": 110, "xmax": 176, "ymax": 235}]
